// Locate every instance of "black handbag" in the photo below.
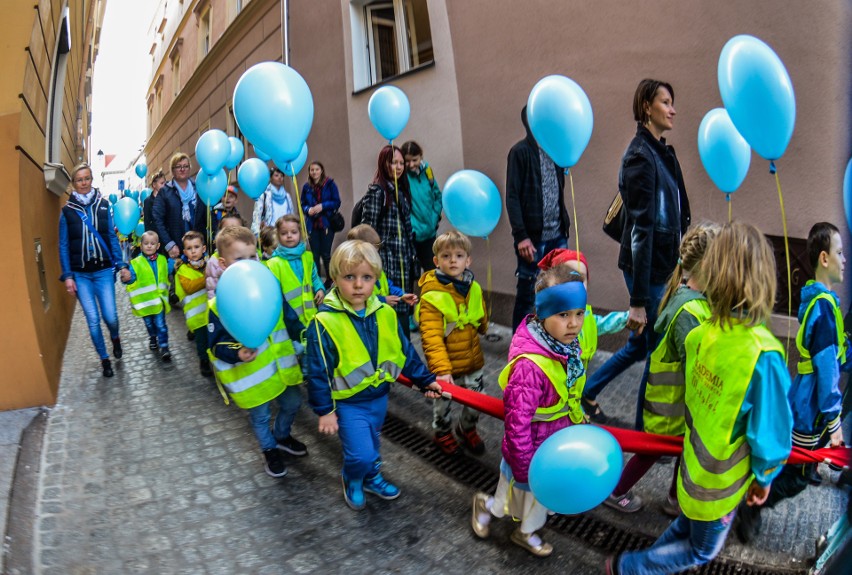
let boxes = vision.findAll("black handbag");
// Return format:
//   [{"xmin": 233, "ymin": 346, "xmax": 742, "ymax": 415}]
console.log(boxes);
[
  {"xmin": 602, "ymin": 191, "xmax": 625, "ymax": 242},
  {"xmin": 328, "ymin": 210, "xmax": 345, "ymax": 232}
]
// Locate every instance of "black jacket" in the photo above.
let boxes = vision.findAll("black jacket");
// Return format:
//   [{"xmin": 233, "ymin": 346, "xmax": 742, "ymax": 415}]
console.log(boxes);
[
  {"xmin": 505, "ymin": 106, "xmax": 570, "ymax": 247},
  {"xmin": 151, "ymin": 178, "xmax": 199, "ymax": 254},
  {"xmin": 617, "ymin": 124, "xmax": 691, "ymax": 308}
]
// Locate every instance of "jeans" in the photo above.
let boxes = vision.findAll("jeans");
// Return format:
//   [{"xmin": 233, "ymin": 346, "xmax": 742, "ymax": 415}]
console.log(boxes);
[
  {"xmin": 511, "ymin": 236, "xmax": 568, "ymax": 331},
  {"xmin": 142, "ymin": 312, "xmax": 169, "ymax": 348},
  {"xmin": 432, "ymin": 369, "xmax": 484, "ymax": 434},
  {"xmin": 75, "ymin": 267, "xmax": 120, "ymax": 360},
  {"xmin": 583, "ymin": 270, "xmax": 666, "ymax": 430},
  {"xmin": 618, "ymin": 510, "xmax": 735, "ymax": 575},
  {"xmin": 336, "ymin": 394, "xmax": 388, "ymax": 481},
  {"xmin": 246, "ymin": 385, "xmax": 302, "ymax": 451},
  {"xmin": 309, "ymin": 227, "xmax": 335, "ymax": 284}
]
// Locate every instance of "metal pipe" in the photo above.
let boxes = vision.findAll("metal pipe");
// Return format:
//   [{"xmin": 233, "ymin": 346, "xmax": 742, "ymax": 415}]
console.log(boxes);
[{"xmin": 281, "ymin": 0, "xmax": 289, "ymax": 65}]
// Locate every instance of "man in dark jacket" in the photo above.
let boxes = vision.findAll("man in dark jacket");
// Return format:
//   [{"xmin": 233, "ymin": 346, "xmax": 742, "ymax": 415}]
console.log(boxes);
[
  {"xmin": 151, "ymin": 152, "xmax": 200, "ymax": 260},
  {"xmin": 505, "ymin": 106, "xmax": 571, "ymax": 330}
]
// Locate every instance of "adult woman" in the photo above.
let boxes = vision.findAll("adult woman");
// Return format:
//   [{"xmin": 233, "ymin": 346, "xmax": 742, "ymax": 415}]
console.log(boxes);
[
  {"xmin": 360, "ymin": 146, "xmax": 416, "ymax": 337},
  {"xmin": 59, "ymin": 163, "xmax": 129, "ymax": 377},
  {"xmin": 301, "ymin": 161, "xmax": 341, "ymax": 285},
  {"xmin": 251, "ymin": 167, "xmax": 294, "ymax": 235},
  {"xmin": 143, "ymin": 169, "xmax": 166, "ymax": 233},
  {"xmin": 582, "ymin": 79, "xmax": 691, "ymax": 429},
  {"xmin": 152, "ymin": 152, "xmax": 201, "ymax": 258}
]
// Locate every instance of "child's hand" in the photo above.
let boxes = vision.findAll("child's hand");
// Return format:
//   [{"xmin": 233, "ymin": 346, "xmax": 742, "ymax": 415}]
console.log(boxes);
[
  {"xmin": 237, "ymin": 347, "xmax": 258, "ymax": 362},
  {"xmin": 173, "ymin": 259, "xmax": 183, "ymax": 270},
  {"xmin": 314, "ymin": 290, "xmax": 325, "ymax": 306},
  {"xmin": 385, "ymin": 295, "xmax": 401, "ymax": 307},
  {"xmin": 437, "ymin": 374, "xmax": 455, "ymax": 386},
  {"xmin": 119, "ymin": 269, "xmax": 131, "ymax": 283},
  {"xmin": 401, "ymin": 293, "xmax": 418, "ymax": 306},
  {"xmin": 745, "ymin": 480, "xmax": 770, "ymax": 506},
  {"xmin": 830, "ymin": 428, "xmax": 845, "ymax": 448},
  {"xmin": 422, "ymin": 381, "xmax": 443, "ymax": 399},
  {"xmin": 318, "ymin": 412, "xmax": 338, "ymax": 435}
]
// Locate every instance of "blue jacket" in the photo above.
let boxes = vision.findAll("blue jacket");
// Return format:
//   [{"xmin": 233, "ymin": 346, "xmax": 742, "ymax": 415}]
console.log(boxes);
[
  {"xmin": 788, "ymin": 281, "xmax": 851, "ymax": 443},
  {"xmin": 59, "ymin": 191, "xmax": 127, "ymax": 280},
  {"xmin": 151, "ymin": 178, "xmax": 200, "ymax": 254},
  {"xmin": 300, "ymin": 178, "xmax": 341, "ymax": 234},
  {"xmin": 406, "ymin": 161, "xmax": 442, "ymax": 242},
  {"xmin": 305, "ymin": 289, "xmax": 435, "ymax": 416},
  {"xmin": 207, "ymin": 297, "xmax": 305, "ymax": 365}
]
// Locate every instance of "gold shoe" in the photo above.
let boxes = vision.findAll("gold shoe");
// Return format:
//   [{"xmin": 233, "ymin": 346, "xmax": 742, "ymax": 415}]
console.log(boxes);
[
  {"xmin": 471, "ymin": 492, "xmax": 491, "ymax": 539},
  {"xmin": 510, "ymin": 528, "xmax": 553, "ymax": 557}
]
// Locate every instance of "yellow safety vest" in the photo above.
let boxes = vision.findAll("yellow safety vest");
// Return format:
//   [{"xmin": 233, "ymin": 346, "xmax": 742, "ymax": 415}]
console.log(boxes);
[
  {"xmin": 575, "ymin": 304, "xmax": 596, "ymax": 396},
  {"xmin": 498, "ymin": 353, "xmax": 585, "ymax": 424},
  {"xmin": 267, "ymin": 252, "xmax": 318, "ymax": 328},
  {"xmin": 414, "ymin": 282, "xmax": 485, "ymax": 337},
  {"xmin": 644, "ymin": 298, "xmax": 710, "ymax": 436},
  {"xmin": 373, "ymin": 271, "xmax": 391, "ymax": 298},
  {"xmin": 126, "ymin": 255, "xmax": 170, "ymax": 317},
  {"xmin": 175, "ymin": 264, "xmax": 208, "ymax": 331},
  {"xmin": 314, "ymin": 303, "xmax": 406, "ymax": 400},
  {"xmin": 796, "ymin": 284, "xmax": 847, "ymax": 375},
  {"xmin": 678, "ymin": 321, "xmax": 784, "ymax": 521}
]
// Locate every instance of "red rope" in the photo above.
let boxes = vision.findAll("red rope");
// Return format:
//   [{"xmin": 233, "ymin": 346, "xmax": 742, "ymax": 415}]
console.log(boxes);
[{"xmin": 397, "ymin": 376, "xmax": 851, "ymax": 467}]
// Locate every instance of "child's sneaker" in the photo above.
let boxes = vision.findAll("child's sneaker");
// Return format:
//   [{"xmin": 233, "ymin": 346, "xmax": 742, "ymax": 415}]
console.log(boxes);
[
  {"xmin": 276, "ymin": 435, "xmax": 308, "ymax": 457},
  {"xmin": 471, "ymin": 492, "xmax": 491, "ymax": 539},
  {"xmin": 186, "ymin": 329, "xmax": 195, "ymax": 341},
  {"xmin": 510, "ymin": 528, "xmax": 553, "ymax": 557},
  {"xmin": 434, "ymin": 431, "xmax": 460, "ymax": 455},
  {"xmin": 456, "ymin": 424, "xmax": 485, "ymax": 455},
  {"xmin": 262, "ymin": 449, "xmax": 287, "ymax": 478},
  {"xmin": 409, "ymin": 315, "xmax": 419, "ymax": 332},
  {"xmin": 111, "ymin": 337, "xmax": 123, "ymax": 359},
  {"xmin": 604, "ymin": 490, "xmax": 644, "ymax": 513},
  {"xmin": 341, "ymin": 476, "xmax": 365, "ymax": 510},
  {"xmin": 200, "ymin": 357, "xmax": 213, "ymax": 377},
  {"xmin": 363, "ymin": 472, "xmax": 400, "ymax": 500},
  {"xmin": 148, "ymin": 336, "xmax": 158, "ymax": 350},
  {"xmin": 160, "ymin": 347, "xmax": 172, "ymax": 362}
]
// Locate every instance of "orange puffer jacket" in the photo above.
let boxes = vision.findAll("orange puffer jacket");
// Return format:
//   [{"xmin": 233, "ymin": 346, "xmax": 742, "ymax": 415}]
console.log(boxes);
[{"xmin": 417, "ymin": 270, "xmax": 488, "ymax": 376}]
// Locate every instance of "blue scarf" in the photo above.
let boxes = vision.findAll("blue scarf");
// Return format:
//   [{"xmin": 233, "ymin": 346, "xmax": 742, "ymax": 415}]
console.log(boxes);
[
  {"xmin": 270, "ymin": 185, "xmax": 288, "ymax": 206},
  {"xmin": 272, "ymin": 242, "xmax": 308, "ymax": 283},
  {"xmin": 527, "ymin": 318, "xmax": 585, "ymax": 386},
  {"xmin": 176, "ymin": 180, "xmax": 196, "ymax": 223}
]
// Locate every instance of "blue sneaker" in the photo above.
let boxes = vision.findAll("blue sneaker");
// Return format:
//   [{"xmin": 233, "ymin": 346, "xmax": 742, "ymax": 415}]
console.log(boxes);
[
  {"xmin": 364, "ymin": 472, "xmax": 400, "ymax": 500},
  {"xmin": 342, "ymin": 476, "xmax": 365, "ymax": 510}
]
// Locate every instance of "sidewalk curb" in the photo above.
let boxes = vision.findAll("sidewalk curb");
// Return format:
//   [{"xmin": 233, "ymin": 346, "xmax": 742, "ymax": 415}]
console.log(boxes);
[{"xmin": 4, "ymin": 409, "xmax": 48, "ymax": 575}]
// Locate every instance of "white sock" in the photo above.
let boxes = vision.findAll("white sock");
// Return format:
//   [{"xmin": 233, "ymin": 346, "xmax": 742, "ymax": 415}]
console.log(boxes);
[
  {"xmin": 524, "ymin": 532, "xmax": 543, "ymax": 547},
  {"xmin": 477, "ymin": 496, "xmax": 495, "ymax": 525}
]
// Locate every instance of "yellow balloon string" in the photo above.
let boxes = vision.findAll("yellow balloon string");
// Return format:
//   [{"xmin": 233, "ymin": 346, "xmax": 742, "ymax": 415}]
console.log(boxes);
[
  {"xmin": 291, "ymin": 173, "xmax": 312, "ymax": 296},
  {"xmin": 391, "ymin": 141, "xmax": 406, "ymax": 292},
  {"xmin": 727, "ymin": 193, "xmax": 732, "ymax": 223},
  {"xmin": 486, "ymin": 236, "xmax": 493, "ymax": 318},
  {"xmin": 207, "ymin": 205, "xmax": 212, "ymax": 254},
  {"xmin": 774, "ymin": 163, "xmax": 793, "ymax": 360},
  {"xmin": 568, "ymin": 168, "xmax": 580, "ymax": 259}
]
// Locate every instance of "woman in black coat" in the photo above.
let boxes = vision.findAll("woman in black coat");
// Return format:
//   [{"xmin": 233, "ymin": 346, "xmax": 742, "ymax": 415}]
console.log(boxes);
[{"xmin": 151, "ymin": 152, "xmax": 200, "ymax": 258}]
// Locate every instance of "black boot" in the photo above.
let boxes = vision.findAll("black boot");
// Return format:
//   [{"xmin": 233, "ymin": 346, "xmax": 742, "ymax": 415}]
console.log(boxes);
[
  {"xmin": 148, "ymin": 336, "xmax": 158, "ymax": 350},
  {"xmin": 102, "ymin": 359, "xmax": 114, "ymax": 378},
  {"xmin": 200, "ymin": 357, "xmax": 212, "ymax": 377},
  {"xmin": 111, "ymin": 337, "xmax": 123, "ymax": 359}
]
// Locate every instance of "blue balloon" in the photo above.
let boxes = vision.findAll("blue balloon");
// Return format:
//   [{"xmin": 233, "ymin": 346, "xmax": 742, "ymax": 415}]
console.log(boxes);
[
  {"xmin": 529, "ymin": 425, "xmax": 623, "ymax": 515},
  {"xmin": 140, "ymin": 189, "xmax": 151, "ymax": 204},
  {"xmin": 226, "ymin": 137, "xmax": 245, "ymax": 170},
  {"xmin": 233, "ymin": 62, "xmax": 314, "ymax": 162},
  {"xmin": 442, "ymin": 170, "xmax": 502, "ymax": 238},
  {"xmin": 276, "ymin": 142, "xmax": 308, "ymax": 177},
  {"xmin": 109, "ymin": 193, "xmax": 118, "ymax": 204},
  {"xmin": 697, "ymin": 108, "xmax": 751, "ymax": 194},
  {"xmin": 114, "ymin": 197, "xmax": 141, "ymax": 236},
  {"xmin": 135, "ymin": 163, "xmax": 147, "ymax": 178},
  {"xmin": 718, "ymin": 35, "xmax": 796, "ymax": 161},
  {"xmin": 135, "ymin": 221, "xmax": 145, "ymax": 238},
  {"xmin": 195, "ymin": 129, "xmax": 231, "ymax": 174},
  {"xmin": 128, "ymin": 190, "xmax": 140, "ymax": 201},
  {"xmin": 216, "ymin": 260, "xmax": 283, "ymax": 349},
  {"xmin": 197, "ymin": 169, "xmax": 228, "ymax": 206},
  {"xmin": 254, "ymin": 146, "xmax": 271, "ymax": 162},
  {"xmin": 844, "ymin": 158, "xmax": 852, "ymax": 233},
  {"xmin": 238, "ymin": 158, "xmax": 271, "ymax": 200},
  {"xmin": 527, "ymin": 75, "xmax": 594, "ymax": 168},
  {"xmin": 368, "ymin": 85, "xmax": 410, "ymax": 141}
]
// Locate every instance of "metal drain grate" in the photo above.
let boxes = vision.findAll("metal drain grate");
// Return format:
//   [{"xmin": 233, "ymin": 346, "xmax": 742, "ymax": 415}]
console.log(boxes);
[{"xmin": 382, "ymin": 412, "xmax": 805, "ymax": 575}]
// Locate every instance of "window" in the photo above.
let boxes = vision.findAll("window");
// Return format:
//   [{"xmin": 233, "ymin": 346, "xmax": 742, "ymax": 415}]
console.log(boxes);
[
  {"xmin": 46, "ymin": 6, "xmax": 71, "ymax": 163},
  {"xmin": 199, "ymin": 7, "xmax": 211, "ymax": 57},
  {"xmin": 155, "ymin": 86, "xmax": 163, "ymax": 124},
  {"xmin": 172, "ymin": 54, "xmax": 181, "ymax": 96},
  {"xmin": 350, "ymin": 0, "xmax": 433, "ymax": 91}
]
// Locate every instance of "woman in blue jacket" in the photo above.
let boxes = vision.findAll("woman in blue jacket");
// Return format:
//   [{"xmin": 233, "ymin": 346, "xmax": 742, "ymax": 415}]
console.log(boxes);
[{"xmin": 301, "ymin": 161, "xmax": 341, "ymax": 286}]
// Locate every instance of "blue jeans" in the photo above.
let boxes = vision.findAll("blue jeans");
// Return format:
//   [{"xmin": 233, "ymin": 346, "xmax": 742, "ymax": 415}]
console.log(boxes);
[
  {"xmin": 618, "ymin": 510, "xmax": 735, "ymax": 575},
  {"xmin": 247, "ymin": 385, "xmax": 302, "ymax": 451},
  {"xmin": 142, "ymin": 312, "xmax": 169, "ymax": 348},
  {"xmin": 511, "ymin": 236, "xmax": 568, "ymax": 331},
  {"xmin": 336, "ymin": 394, "xmax": 388, "ymax": 481},
  {"xmin": 583, "ymin": 270, "xmax": 665, "ymax": 430},
  {"xmin": 75, "ymin": 267, "xmax": 120, "ymax": 360}
]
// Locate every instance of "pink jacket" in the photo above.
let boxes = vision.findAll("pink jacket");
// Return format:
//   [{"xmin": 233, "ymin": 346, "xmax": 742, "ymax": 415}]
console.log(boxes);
[
  {"xmin": 205, "ymin": 256, "xmax": 223, "ymax": 299},
  {"xmin": 502, "ymin": 316, "xmax": 576, "ymax": 483}
]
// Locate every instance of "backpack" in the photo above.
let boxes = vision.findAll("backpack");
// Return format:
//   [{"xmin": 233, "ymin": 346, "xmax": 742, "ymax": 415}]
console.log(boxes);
[{"xmin": 351, "ymin": 189, "xmax": 388, "ymax": 228}]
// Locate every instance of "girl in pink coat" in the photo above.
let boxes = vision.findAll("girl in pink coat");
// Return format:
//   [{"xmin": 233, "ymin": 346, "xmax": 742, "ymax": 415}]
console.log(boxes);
[{"xmin": 471, "ymin": 266, "xmax": 587, "ymax": 557}]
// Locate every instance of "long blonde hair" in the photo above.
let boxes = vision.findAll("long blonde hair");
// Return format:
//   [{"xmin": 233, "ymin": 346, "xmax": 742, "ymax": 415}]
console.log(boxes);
[
  {"xmin": 658, "ymin": 222, "xmax": 720, "ymax": 314},
  {"xmin": 698, "ymin": 221, "xmax": 777, "ymax": 328}
]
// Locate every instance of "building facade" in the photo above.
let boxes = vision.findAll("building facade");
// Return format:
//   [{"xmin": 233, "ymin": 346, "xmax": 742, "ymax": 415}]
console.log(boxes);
[
  {"xmin": 145, "ymin": 0, "xmax": 852, "ymax": 327},
  {"xmin": 1, "ymin": 0, "xmax": 106, "ymax": 409}
]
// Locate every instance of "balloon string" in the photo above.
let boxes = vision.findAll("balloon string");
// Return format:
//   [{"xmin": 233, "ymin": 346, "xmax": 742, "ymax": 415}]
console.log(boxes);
[
  {"xmin": 291, "ymin": 174, "xmax": 309, "ymax": 249},
  {"xmin": 486, "ymin": 236, "xmax": 493, "ymax": 319},
  {"xmin": 567, "ymin": 168, "xmax": 580, "ymax": 258},
  {"xmin": 727, "ymin": 193, "xmax": 732, "ymax": 223},
  {"xmin": 207, "ymin": 206, "xmax": 212, "ymax": 255},
  {"xmin": 773, "ymin": 162, "xmax": 793, "ymax": 361},
  {"xmin": 391, "ymin": 141, "xmax": 406, "ymax": 293}
]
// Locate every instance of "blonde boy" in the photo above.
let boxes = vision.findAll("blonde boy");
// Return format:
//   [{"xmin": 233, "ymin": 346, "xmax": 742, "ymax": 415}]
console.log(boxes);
[
  {"xmin": 121, "ymin": 231, "xmax": 172, "ymax": 362},
  {"xmin": 176, "ymin": 230, "xmax": 211, "ymax": 376}
]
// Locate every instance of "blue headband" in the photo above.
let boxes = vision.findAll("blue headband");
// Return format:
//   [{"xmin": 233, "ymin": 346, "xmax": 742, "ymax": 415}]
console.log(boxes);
[{"xmin": 535, "ymin": 282, "xmax": 587, "ymax": 319}]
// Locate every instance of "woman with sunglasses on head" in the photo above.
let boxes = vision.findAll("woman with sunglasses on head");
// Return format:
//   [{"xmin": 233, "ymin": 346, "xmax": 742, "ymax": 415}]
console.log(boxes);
[{"xmin": 151, "ymin": 152, "xmax": 203, "ymax": 257}]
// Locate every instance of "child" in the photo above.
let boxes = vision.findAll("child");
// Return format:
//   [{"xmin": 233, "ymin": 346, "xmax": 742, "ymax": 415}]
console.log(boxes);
[
  {"xmin": 602, "ymin": 223, "xmax": 718, "ymax": 515},
  {"xmin": 305, "ymin": 240, "xmax": 442, "ymax": 510},
  {"xmin": 471, "ymin": 266, "xmax": 587, "ymax": 557},
  {"xmin": 416, "ymin": 231, "xmax": 489, "ymax": 455},
  {"xmin": 207, "ymin": 226, "xmax": 307, "ymax": 478},
  {"xmin": 266, "ymin": 215, "xmax": 325, "ymax": 338},
  {"xmin": 401, "ymin": 140, "xmax": 442, "ymax": 276},
  {"xmin": 259, "ymin": 226, "xmax": 278, "ymax": 261},
  {"xmin": 121, "ymin": 231, "xmax": 173, "ymax": 362},
  {"xmin": 537, "ymin": 248, "xmax": 628, "ymax": 423},
  {"xmin": 175, "ymin": 230, "xmax": 211, "ymax": 376},
  {"xmin": 206, "ymin": 214, "xmax": 245, "ymax": 299},
  {"xmin": 737, "ymin": 221, "xmax": 850, "ymax": 543},
  {"xmin": 203, "ymin": 184, "xmax": 241, "ymax": 235},
  {"xmin": 607, "ymin": 221, "xmax": 793, "ymax": 575},
  {"xmin": 347, "ymin": 224, "xmax": 418, "ymax": 308}
]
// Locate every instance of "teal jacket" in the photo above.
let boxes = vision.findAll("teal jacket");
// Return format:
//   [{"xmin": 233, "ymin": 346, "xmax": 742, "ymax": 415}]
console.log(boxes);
[{"xmin": 406, "ymin": 161, "xmax": 442, "ymax": 242}]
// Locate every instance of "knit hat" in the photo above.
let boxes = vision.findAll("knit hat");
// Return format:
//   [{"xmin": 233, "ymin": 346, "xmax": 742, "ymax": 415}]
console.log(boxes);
[{"xmin": 537, "ymin": 248, "xmax": 589, "ymax": 280}]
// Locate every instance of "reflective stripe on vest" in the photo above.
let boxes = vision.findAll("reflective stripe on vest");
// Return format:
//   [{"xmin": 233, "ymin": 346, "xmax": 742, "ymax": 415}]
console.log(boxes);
[
  {"xmin": 678, "ymin": 321, "xmax": 784, "ymax": 521},
  {"xmin": 269, "ymin": 315, "xmax": 302, "ymax": 387},
  {"xmin": 796, "ymin": 286, "xmax": 846, "ymax": 374},
  {"xmin": 576, "ymin": 304, "xmax": 597, "ymax": 396},
  {"xmin": 207, "ymin": 298, "xmax": 287, "ymax": 409},
  {"xmin": 498, "ymin": 353, "xmax": 585, "ymax": 424},
  {"xmin": 127, "ymin": 256, "xmax": 170, "ymax": 317},
  {"xmin": 644, "ymin": 298, "xmax": 710, "ymax": 436},
  {"xmin": 415, "ymin": 282, "xmax": 485, "ymax": 337},
  {"xmin": 175, "ymin": 265, "xmax": 208, "ymax": 331},
  {"xmin": 267, "ymin": 253, "xmax": 317, "ymax": 327},
  {"xmin": 314, "ymin": 305, "xmax": 406, "ymax": 400}
]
